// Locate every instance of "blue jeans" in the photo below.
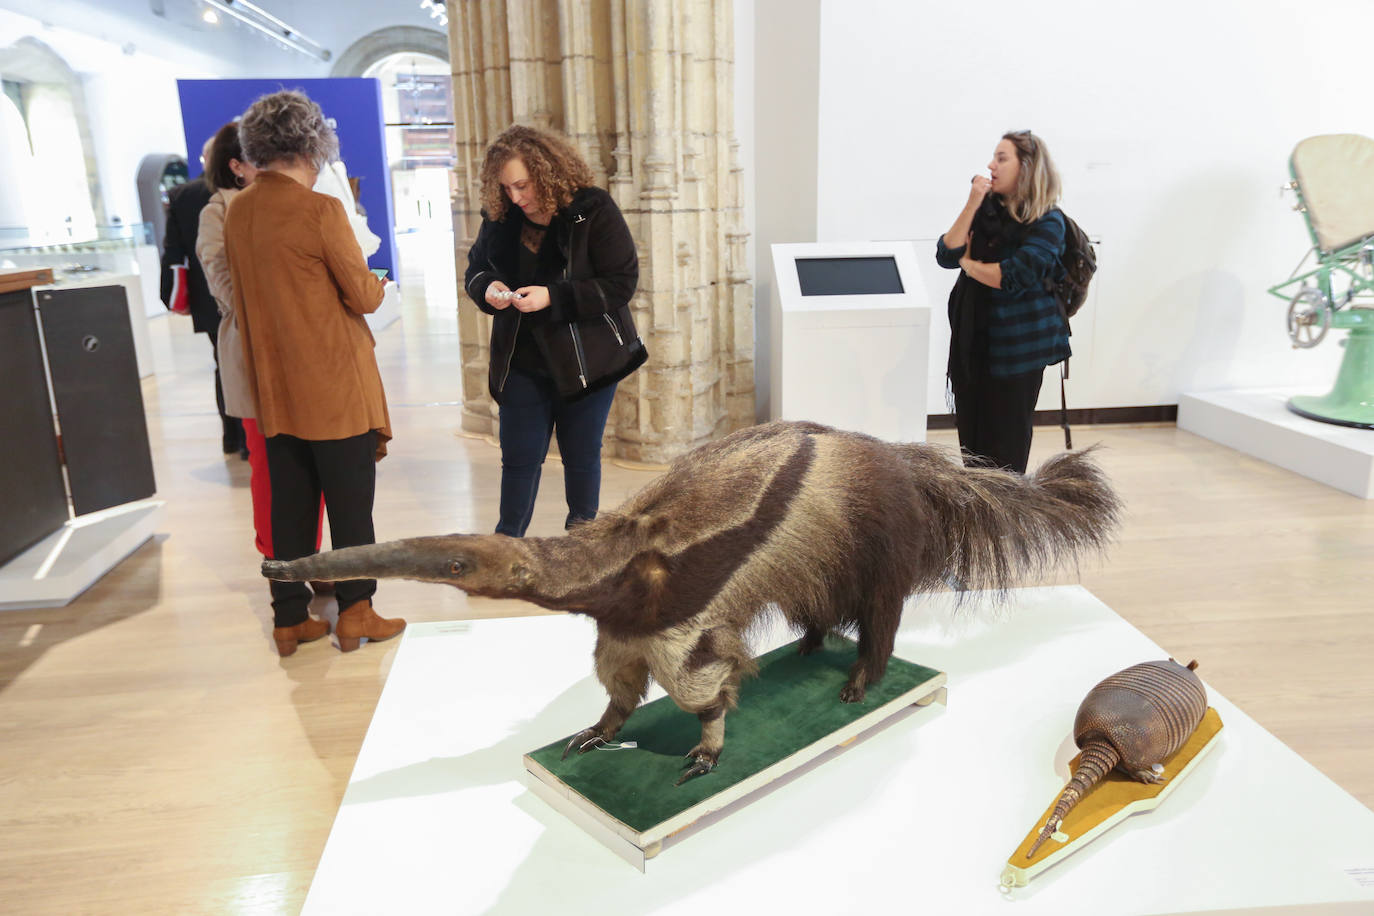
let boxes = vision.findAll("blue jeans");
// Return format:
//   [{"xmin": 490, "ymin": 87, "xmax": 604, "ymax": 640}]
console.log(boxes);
[{"xmin": 496, "ymin": 368, "xmax": 618, "ymax": 537}]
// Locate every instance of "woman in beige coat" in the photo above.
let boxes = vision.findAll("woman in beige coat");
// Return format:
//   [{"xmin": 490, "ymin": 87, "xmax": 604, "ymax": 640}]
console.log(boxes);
[{"xmin": 224, "ymin": 91, "xmax": 404, "ymax": 656}]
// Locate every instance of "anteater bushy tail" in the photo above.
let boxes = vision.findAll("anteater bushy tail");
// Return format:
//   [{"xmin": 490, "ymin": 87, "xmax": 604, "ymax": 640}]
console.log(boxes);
[{"xmin": 909, "ymin": 446, "xmax": 1122, "ymax": 594}]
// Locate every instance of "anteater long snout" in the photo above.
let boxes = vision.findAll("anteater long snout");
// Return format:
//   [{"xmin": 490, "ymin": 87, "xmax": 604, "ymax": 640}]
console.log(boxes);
[{"xmin": 261, "ymin": 540, "xmax": 448, "ymax": 584}]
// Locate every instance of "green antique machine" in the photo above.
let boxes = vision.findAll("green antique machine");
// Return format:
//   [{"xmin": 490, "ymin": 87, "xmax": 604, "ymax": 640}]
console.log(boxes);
[{"xmin": 1269, "ymin": 134, "xmax": 1374, "ymax": 428}]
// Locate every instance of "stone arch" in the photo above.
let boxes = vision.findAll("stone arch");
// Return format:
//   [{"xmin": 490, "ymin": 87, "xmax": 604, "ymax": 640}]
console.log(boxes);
[
  {"xmin": 0, "ymin": 36, "xmax": 106, "ymax": 227},
  {"xmin": 330, "ymin": 26, "xmax": 449, "ymax": 77}
]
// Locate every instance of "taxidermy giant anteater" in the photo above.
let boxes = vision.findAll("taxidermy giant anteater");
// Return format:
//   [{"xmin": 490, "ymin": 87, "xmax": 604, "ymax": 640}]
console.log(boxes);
[{"xmin": 263, "ymin": 420, "xmax": 1120, "ymax": 784}]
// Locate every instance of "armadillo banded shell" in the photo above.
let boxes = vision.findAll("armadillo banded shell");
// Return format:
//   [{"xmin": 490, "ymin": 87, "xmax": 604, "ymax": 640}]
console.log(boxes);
[
  {"xmin": 1028, "ymin": 658, "xmax": 1208, "ymax": 859},
  {"xmin": 1073, "ymin": 660, "xmax": 1207, "ymax": 773}
]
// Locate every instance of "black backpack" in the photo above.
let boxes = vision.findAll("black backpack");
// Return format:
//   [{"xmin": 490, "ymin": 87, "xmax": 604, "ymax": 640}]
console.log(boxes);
[
  {"xmin": 1047, "ymin": 210, "xmax": 1096, "ymax": 320},
  {"xmin": 1047, "ymin": 210, "xmax": 1096, "ymax": 450}
]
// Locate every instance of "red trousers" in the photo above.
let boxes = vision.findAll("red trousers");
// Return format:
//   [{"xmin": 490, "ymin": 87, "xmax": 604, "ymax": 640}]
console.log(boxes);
[{"xmin": 242, "ymin": 418, "xmax": 323, "ymax": 557}]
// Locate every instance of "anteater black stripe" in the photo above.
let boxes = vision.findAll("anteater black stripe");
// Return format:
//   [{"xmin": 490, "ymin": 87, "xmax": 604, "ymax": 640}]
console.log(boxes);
[{"xmin": 566, "ymin": 434, "xmax": 817, "ymax": 636}]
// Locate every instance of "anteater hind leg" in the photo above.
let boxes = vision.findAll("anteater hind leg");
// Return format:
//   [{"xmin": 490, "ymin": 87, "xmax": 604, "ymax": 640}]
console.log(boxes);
[
  {"xmin": 562, "ymin": 648, "xmax": 649, "ymax": 759},
  {"xmin": 840, "ymin": 598, "xmax": 901, "ymax": 704},
  {"xmin": 797, "ymin": 624, "xmax": 827, "ymax": 656}
]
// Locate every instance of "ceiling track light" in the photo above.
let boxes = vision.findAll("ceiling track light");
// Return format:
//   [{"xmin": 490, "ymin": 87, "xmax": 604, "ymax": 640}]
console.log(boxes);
[{"xmin": 201, "ymin": 0, "xmax": 332, "ymax": 62}]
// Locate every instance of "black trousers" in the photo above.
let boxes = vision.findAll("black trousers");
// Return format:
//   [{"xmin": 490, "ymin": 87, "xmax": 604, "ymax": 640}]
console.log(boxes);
[
  {"xmin": 951, "ymin": 364, "xmax": 1044, "ymax": 474},
  {"xmin": 265, "ymin": 430, "xmax": 377, "ymax": 627},
  {"xmin": 204, "ymin": 325, "xmax": 242, "ymax": 451}
]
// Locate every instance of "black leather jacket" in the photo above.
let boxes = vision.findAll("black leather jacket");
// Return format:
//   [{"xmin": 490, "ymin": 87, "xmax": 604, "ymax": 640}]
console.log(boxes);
[{"xmin": 464, "ymin": 186, "xmax": 646, "ymax": 402}]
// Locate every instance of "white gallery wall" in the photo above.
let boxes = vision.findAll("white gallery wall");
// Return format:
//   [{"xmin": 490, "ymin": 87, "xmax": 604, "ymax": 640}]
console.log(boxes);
[{"xmin": 749, "ymin": 0, "xmax": 1372, "ymax": 417}]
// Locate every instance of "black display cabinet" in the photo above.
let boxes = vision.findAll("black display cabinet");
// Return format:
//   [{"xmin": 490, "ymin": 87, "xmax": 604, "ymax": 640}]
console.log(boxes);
[{"xmin": 0, "ymin": 274, "xmax": 157, "ymax": 568}]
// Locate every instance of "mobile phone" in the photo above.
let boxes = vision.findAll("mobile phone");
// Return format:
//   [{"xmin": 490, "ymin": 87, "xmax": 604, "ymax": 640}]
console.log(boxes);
[{"xmin": 371, "ymin": 268, "xmax": 389, "ymax": 279}]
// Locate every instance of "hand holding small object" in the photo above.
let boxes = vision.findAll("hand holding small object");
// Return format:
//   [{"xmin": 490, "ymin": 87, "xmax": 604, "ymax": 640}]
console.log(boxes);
[
  {"xmin": 512, "ymin": 286, "xmax": 551, "ymax": 313},
  {"xmin": 485, "ymin": 280, "xmax": 517, "ymax": 309}
]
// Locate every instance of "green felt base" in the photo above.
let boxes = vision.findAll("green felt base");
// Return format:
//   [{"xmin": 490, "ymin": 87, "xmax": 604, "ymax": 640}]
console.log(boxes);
[{"xmin": 525, "ymin": 635, "xmax": 944, "ymax": 836}]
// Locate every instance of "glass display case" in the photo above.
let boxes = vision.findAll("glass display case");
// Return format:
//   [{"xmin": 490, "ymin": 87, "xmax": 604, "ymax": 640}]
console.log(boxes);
[{"xmin": 0, "ymin": 222, "xmax": 158, "ymax": 292}]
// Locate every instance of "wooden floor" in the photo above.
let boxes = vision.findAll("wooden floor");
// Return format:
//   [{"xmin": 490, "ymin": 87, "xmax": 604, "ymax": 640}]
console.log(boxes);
[{"xmin": 2, "ymin": 253, "xmax": 1371, "ymax": 914}]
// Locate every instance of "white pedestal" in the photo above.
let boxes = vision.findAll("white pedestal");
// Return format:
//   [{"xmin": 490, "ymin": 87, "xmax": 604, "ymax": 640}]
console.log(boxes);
[
  {"xmin": 303, "ymin": 586, "xmax": 1374, "ymax": 916},
  {"xmin": 779, "ymin": 299, "xmax": 929, "ymax": 442},
  {"xmin": 1178, "ymin": 388, "xmax": 1374, "ymax": 498},
  {"xmin": 0, "ymin": 501, "xmax": 162, "ymax": 610},
  {"xmin": 132, "ymin": 244, "xmax": 165, "ymax": 318},
  {"xmin": 365, "ymin": 282, "xmax": 401, "ymax": 333},
  {"xmin": 772, "ymin": 241, "xmax": 930, "ymax": 442}
]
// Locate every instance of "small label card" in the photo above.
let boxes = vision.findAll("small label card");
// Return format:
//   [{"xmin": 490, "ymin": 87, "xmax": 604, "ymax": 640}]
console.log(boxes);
[{"xmin": 1344, "ymin": 867, "xmax": 1374, "ymax": 888}]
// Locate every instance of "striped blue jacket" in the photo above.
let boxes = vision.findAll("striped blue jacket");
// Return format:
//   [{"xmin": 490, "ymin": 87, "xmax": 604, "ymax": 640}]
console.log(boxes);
[{"xmin": 936, "ymin": 208, "xmax": 1071, "ymax": 377}]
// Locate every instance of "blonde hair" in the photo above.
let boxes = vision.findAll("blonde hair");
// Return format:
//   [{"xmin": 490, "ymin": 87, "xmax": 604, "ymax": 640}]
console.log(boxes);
[
  {"xmin": 238, "ymin": 89, "xmax": 338, "ymax": 170},
  {"xmin": 1002, "ymin": 130, "xmax": 1061, "ymax": 223},
  {"xmin": 479, "ymin": 124, "xmax": 595, "ymax": 221}
]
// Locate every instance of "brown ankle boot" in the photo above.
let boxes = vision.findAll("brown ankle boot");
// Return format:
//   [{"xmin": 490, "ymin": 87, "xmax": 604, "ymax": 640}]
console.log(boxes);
[
  {"xmin": 335, "ymin": 600, "xmax": 406, "ymax": 652},
  {"xmin": 273, "ymin": 616, "xmax": 330, "ymax": 657}
]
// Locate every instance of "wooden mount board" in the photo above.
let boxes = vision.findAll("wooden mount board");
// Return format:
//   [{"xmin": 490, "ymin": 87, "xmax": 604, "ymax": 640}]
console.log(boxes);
[
  {"xmin": 1001, "ymin": 706, "xmax": 1226, "ymax": 889},
  {"xmin": 523, "ymin": 635, "xmax": 947, "ymax": 871},
  {"xmin": 0, "ymin": 268, "xmax": 54, "ymax": 294}
]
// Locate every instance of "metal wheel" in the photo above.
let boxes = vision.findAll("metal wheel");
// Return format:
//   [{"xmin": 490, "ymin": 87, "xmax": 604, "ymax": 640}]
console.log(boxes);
[{"xmin": 1287, "ymin": 287, "xmax": 1331, "ymax": 348}]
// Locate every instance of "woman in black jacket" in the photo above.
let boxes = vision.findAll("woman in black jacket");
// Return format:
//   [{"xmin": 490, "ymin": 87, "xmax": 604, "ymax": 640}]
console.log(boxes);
[
  {"xmin": 936, "ymin": 130, "xmax": 1070, "ymax": 474},
  {"xmin": 464, "ymin": 125, "xmax": 646, "ymax": 537}
]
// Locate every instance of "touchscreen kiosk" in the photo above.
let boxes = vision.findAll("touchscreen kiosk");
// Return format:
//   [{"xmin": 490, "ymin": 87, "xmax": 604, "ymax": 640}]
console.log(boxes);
[{"xmin": 771, "ymin": 241, "xmax": 930, "ymax": 442}]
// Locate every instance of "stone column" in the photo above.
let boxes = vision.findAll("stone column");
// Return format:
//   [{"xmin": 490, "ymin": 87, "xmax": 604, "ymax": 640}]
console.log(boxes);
[{"xmin": 448, "ymin": 0, "xmax": 754, "ymax": 462}]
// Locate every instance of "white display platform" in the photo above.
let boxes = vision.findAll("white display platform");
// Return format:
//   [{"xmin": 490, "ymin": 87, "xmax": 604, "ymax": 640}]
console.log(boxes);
[
  {"xmin": 365, "ymin": 281, "xmax": 401, "ymax": 333},
  {"xmin": 132, "ymin": 243, "xmax": 164, "ymax": 318},
  {"xmin": 303, "ymin": 586, "xmax": 1374, "ymax": 916},
  {"xmin": 1178, "ymin": 388, "xmax": 1374, "ymax": 498},
  {"xmin": 0, "ymin": 501, "xmax": 162, "ymax": 610},
  {"xmin": 772, "ymin": 241, "xmax": 930, "ymax": 442}
]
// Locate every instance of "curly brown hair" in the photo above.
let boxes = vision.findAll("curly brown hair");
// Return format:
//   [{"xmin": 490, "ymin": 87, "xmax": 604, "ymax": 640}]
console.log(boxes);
[
  {"xmin": 238, "ymin": 89, "xmax": 338, "ymax": 170},
  {"xmin": 479, "ymin": 124, "xmax": 595, "ymax": 221}
]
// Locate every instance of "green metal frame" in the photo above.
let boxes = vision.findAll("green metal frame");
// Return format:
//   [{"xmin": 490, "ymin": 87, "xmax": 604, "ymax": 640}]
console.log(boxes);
[
  {"xmin": 1268, "ymin": 158, "xmax": 1374, "ymax": 428},
  {"xmin": 1268, "ymin": 161, "xmax": 1374, "ymax": 307}
]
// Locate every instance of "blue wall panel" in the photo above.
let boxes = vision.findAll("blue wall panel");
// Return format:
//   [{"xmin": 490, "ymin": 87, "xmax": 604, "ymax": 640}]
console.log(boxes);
[{"xmin": 176, "ymin": 78, "xmax": 397, "ymax": 277}]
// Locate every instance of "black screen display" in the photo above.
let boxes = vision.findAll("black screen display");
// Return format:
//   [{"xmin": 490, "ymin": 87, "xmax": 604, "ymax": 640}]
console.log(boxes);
[{"xmin": 795, "ymin": 256, "xmax": 904, "ymax": 296}]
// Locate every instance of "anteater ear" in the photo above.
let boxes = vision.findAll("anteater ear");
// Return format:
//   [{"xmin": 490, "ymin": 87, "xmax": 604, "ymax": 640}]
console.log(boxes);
[{"xmin": 511, "ymin": 564, "xmax": 532, "ymax": 587}]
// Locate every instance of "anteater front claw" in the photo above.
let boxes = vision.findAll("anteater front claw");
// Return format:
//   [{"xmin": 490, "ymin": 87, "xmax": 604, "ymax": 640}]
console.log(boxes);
[
  {"xmin": 561, "ymin": 728, "xmax": 605, "ymax": 760},
  {"xmin": 674, "ymin": 748, "xmax": 719, "ymax": 786}
]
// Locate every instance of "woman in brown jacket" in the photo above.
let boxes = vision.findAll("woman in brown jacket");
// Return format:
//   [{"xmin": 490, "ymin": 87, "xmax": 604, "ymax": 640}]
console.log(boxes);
[
  {"xmin": 224, "ymin": 90, "xmax": 404, "ymax": 656},
  {"xmin": 198, "ymin": 120, "xmax": 326, "ymax": 568}
]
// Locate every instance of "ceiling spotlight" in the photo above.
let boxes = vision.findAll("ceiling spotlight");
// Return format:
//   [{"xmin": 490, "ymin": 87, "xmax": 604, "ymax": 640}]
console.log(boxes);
[
  {"xmin": 202, "ymin": 8, "xmax": 219, "ymax": 24},
  {"xmin": 419, "ymin": 0, "xmax": 448, "ymax": 28},
  {"xmin": 201, "ymin": 0, "xmax": 332, "ymax": 61}
]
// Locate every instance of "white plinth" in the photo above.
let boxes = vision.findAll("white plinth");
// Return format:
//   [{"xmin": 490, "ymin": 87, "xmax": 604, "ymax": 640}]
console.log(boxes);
[
  {"xmin": 132, "ymin": 244, "xmax": 164, "ymax": 318},
  {"xmin": 365, "ymin": 282, "xmax": 401, "ymax": 333},
  {"xmin": 772, "ymin": 241, "xmax": 930, "ymax": 442},
  {"xmin": 1178, "ymin": 388, "xmax": 1374, "ymax": 498},
  {"xmin": 303, "ymin": 587, "xmax": 1374, "ymax": 916},
  {"xmin": 0, "ymin": 501, "xmax": 162, "ymax": 610},
  {"xmin": 779, "ymin": 302, "xmax": 929, "ymax": 442}
]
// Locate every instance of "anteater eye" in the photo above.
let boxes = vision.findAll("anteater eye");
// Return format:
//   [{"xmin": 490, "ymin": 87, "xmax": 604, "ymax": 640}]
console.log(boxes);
[{"xmin": 450, "ymin": 560, "xmax": 466, "ymax": 575}]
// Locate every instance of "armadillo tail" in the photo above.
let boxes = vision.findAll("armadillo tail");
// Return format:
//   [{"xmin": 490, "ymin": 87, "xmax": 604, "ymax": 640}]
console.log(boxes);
[{"xmin": 1026, "ymin": 740, "xmax": 1119, "ymax": 858}]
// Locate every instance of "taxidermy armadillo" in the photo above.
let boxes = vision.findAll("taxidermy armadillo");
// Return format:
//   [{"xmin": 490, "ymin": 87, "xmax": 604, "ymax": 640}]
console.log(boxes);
[
  {"xmin": 261, "ymin": 420, "xmax": 1121, "ymax": 786},
  {"xmin": 1027, "ymin": 659, "xmax": 1207, "ymax": 857}
]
